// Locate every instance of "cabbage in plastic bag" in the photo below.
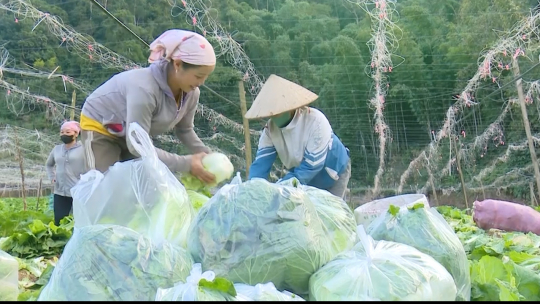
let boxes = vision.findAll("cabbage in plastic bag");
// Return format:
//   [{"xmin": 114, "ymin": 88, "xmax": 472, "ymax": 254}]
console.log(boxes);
[
  {"xmin": 234, "ymin": 282, "xmax": 305, "ymax": 301},
  {"xmin": 187, "ymin": 190, "xmax": 211, "ymax": 211},
  {"xmin": 155, "ymin": 263, "xmax": 238, "ymax": 301},
  {"xmin": 278, "ymin": 178, "xmax": 358, "ymax": 251},
  {"xmin": 38, "ymin": 225, "xmax": 193, "ymax": 301},
  {"xmin": 309, "ymin": 226, "xmax": 457, "ymax": 301},
  {"xmin": 71, "ymin": 122, "xmax": 196, "ymax": 248},
  {"xmin": 0, "ymin": 250, "xmax": 19, "ymax": 301},
  {"xmin": 187, "ymin": 177, "xmax": 357, "ymax": 296},
  {"xmin": 367, "ymin": 203, "xmax": 471, "ymax": 301}
]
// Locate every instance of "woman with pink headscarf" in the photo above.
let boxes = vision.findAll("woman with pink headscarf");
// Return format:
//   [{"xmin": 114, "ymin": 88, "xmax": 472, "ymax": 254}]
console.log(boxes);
[
  {"xmin": 79, "ymin": 29, "xmax": 216, "ymax": 184},
  {"xmin": 45, "ymin": 121, "xmax": 86, "ymax": 225}
]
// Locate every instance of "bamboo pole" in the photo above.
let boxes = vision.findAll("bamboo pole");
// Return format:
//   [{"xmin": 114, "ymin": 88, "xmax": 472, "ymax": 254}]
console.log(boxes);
[
  {"xmin": 70, "ymin": 90, "xmax": 76, "ymax": 120},
  {"xmin": 238, "ymin": 81, "xmax": 252, "ymax": 178},
  {"xmin": 512, "ymin": 58, "xmax": 540, "ymax": 201},
  {"xmin": 453, "ymin": 136, "xmax": 469, "ymax": 209}
]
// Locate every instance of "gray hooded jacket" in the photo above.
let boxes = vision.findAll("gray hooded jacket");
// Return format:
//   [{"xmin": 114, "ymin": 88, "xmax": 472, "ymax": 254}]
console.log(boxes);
[
  {"xmin": 81, "ymin": 60, "xmax": 210, "ymax": 173},
  {"xmin": 46, "ymin": 142, "xmax": 86, "ymax": 197}
]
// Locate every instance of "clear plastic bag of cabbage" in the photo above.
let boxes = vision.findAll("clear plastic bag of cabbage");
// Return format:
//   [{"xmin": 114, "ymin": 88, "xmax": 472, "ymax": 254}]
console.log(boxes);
[
  {"xmin": 38, "ymin": 225, "xmax": 193, "ymax": 301},
  {"xmin": 277, "ymin": 178, "xmax": 359, "ymax": 251},
  {"xmin": 187, "ymin": 190, "xmax": 211, "ymax": 211},
  {"xmin": 234, "ymin": 282, "xmax": 305, "ymax": 301},
  {"xmin": 187, "ymin": 177, "xmax": 357, "ymax": 296},
  {"xmin": 0, "ymin": 250, "xmax": 19, "ymax": 301},
  {"xmin": 155, "ymin": 263, "xmax": 239, "ymax": 301},
  {"xmin": 366, "ymin": 203, "xmax": 471, "ymax": 301},
  {"xmin": 309, "ymin": 226, "xmax": 457, "ymax": 301},
  {"xmin": 71, "ymin": 122, "xmax": 196, "ymax": 248}
]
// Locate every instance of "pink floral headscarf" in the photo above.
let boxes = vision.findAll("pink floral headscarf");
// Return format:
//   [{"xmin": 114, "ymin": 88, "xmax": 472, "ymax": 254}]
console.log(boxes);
[
  {"xmin": 148, "ymin": 29, "xmax": 216, "ymax": 66},
  {"xmin": 60, "ymin": 121, "xmax": 81, "ymax": 135}
]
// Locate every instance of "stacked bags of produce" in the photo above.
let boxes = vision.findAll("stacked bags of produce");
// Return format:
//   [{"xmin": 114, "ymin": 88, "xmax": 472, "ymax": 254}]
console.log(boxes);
[
  {"xmin": 187, "ymin": 177, "xmax": 358, "ymax": 296},
  {"xmin": 38, "ymin": 225, "xmax": 193, "ymax": 301},
  {"xmin": 155, "ymin": 263, "xmax": 305, "ymax": 301},
  {"xmin": 71, "ymin": 122, "xmax": 197, "ymax": 248},
  {"xmin": 309, "ymin": 226, "xmax": 457, "ymax": 301},
  {"xmin": 366, "ymin": 203, "xmax": 471, "ymax": 301}
]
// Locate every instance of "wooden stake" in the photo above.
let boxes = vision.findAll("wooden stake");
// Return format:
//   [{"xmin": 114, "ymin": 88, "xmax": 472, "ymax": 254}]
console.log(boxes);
[
  {"xmin": 70, "ymin": 90, "xmax": 76, "ymax": 121},
  {"xmin": 426, "ymin": 163, "xmax": 439, "ymax": 206},
  {"xmin": 238, "ymin": 81, "xmax": 252, "ymax": 178},
  {"xmin": 453, "ymin": 136, "xmax": 469, "ymax": 209},
  {"xmin": 512, "ymin": 58, "xmax": 540, "ymax": 202},
  {"xmin": 37, "ymin": 178, "xmax": 42, "ymax": 211},
  {"xmin": 13, "ymin": 128, "xmax": 27, "ymax": 210}
]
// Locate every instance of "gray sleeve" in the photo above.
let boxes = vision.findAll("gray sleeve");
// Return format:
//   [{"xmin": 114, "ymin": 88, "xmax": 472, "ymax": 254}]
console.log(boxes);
[
  {"xmin": 155, "ymin": 148, "xmax": 193, "ymax": 173},
  {"xmin": 45, "ymin": 148, "xmax": 56, "ymax": 181},
  {"xmin": 125, "ymin": 87, "xmax": 193, "ymax": 173},
  {"xmin": 174, "ymin": 92, "xmax": 211, "ymax": 154}
]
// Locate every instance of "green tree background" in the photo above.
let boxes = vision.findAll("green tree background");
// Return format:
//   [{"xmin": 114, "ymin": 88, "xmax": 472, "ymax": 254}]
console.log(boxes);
[{"xmin": 1, "ymin": 0, "xmax": 540, "ymax": 203}]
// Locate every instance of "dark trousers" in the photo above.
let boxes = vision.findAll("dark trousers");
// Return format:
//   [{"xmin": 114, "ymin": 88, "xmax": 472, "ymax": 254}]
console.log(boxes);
[{"xmin": 54, "ymin": 194, "xmax": 73, "ymax": 226}]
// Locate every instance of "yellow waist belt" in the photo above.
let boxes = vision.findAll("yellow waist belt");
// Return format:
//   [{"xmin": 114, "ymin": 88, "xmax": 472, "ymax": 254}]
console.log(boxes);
[{"xmin": 80, "ymin": 114, "xmax": 115, "ymax": 138}]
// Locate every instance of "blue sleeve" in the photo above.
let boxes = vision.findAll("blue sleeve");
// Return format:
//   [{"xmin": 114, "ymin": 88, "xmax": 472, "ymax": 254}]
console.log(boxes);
[
  {"xmin": 248, "ymin": 146, "xmax": 277, "ymax": 180},
  {"xmin": 282, "ymin": 147, "xmax": 327, "ymax": 184},
  {"xmin": 249, "ymin": 128, "xmax": 277, "ymax": 180}
]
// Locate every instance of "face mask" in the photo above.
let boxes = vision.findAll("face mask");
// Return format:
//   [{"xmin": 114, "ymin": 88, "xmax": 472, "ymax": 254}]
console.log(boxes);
[
  {"xmin": 60, "ymin": 135, "xmax": 75, "ymax": 144},
  {"xmin": 271, "ymin": 112, "xmax": 293, "ymax": 128}
]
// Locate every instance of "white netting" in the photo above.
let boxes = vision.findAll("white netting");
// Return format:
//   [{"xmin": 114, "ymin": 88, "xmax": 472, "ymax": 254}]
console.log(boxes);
[
  {"xmin": 397, "ymin": 11, "xmax": 540, "ymax": 194},
  {"xmin": 167, "ymin": 0, "xmax": 265, "ymax": 97},
  {"xmin": 0, "ymin": 0, "xmax": 261, "ymax": 136},
  {"xmin": 0, "ymin": 125, "xmax": 56, "ymax": 189},
  {"xmin": 345, "ymin": 0, "xmax": 402, "ymax": 197}
]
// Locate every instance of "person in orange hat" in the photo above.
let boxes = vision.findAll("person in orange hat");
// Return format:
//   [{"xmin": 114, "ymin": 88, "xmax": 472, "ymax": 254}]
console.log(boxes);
[
  {"xmin": 245, "ymin": 75, "xmax": 351, "ymax": 199},
  {"xmin": 45, "ymin": 121, "xmax": 86, "ymax": 225}
]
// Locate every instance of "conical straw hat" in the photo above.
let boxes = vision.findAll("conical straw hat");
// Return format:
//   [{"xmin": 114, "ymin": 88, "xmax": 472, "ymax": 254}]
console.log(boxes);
[{"xmin": 244, "ymin": 74, "xmax": 319, "ymax": 119}]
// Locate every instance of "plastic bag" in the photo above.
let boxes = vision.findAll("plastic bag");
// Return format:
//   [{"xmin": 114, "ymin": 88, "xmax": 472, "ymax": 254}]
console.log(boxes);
[
  {"xmin": 354, "ymin": 194, "xmax": 430, "ymax": 227},
  {"xmin": 38, "ymin": 225, "xmax": 193, "ymax": 301},
  {"xmin": 309, "ymin": 225, "xmax": 457, "ymax": 301},
  {"xmin": 473, "ymin": 199, "xmax": 540, "ymax": 235},
  {"xmin": 234, "ymin": 282, "xmax": 305, "ymax": 301},
  {"xmin": 71, "ymin": 122, "xmax": 196, "ymax": 248},
  {"xmin": 155, "ymin": 263, "xmax": 238, "ymax": 301},
  {"xmin": 187, "ymin": 177, "xmax": 357, "ymax": 296},
  {"xmin": 367, "ymin": 203, "xmax": 470, "ymax": 301},
  {"xmin": 278, "ymin": 178, "xmax": 359, "ymax": 252},
  {"xmin": 0, "ymin": 250, "xmax": 19, "ymax": 301},
  {"xmin": 186, "ymin": 190, "xmax": 210, "ymax": 211}
]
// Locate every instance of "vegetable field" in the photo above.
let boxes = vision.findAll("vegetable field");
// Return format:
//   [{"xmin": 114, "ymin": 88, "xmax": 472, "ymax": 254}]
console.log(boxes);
[{"xmin": 1, "ymin": 195, "xmax": 539, "ymax": 301}]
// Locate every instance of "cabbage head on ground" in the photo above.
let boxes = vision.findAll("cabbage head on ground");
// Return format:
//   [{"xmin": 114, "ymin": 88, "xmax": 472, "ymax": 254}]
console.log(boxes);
[
  {"xmin": 38, "ymin": 225, "xmax": 193, "ymax": 301},
  {"xmin": 187, "ymin": 178, "xmax": 357, "ymax": 296},
  {"xmin": 309, "ymin": 226, "xmax": 457, "ymax": 301},
  {"xmin": 0, "ymin": 250, "xmax": 19, "ymax": 301},
  {"xmin": 367, "ymin": 203, "xmax": 471, "ymax": 301}
]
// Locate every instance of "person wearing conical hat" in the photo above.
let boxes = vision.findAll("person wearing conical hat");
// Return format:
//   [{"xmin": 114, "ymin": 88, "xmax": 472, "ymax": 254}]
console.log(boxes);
[{"xmin": 245, "ymin": 75, "xmax": 351, "ymax": 198}]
